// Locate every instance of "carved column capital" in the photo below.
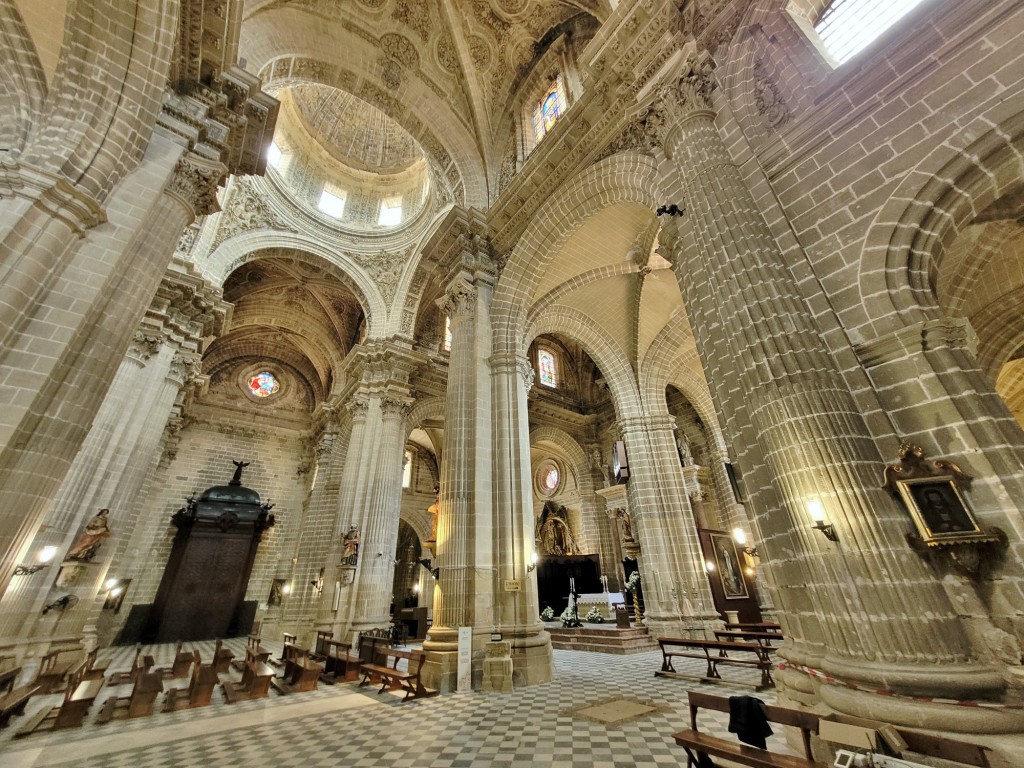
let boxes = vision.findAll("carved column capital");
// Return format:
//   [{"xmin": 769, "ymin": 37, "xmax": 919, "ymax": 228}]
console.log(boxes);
[
  {"xmin": 164, "ymin": 152, "xmax": 228, "ymax": 219},
  {"xmin": 127, "ymin": 330, "xmax": 164, "ymax": 364},
  {"xmin": 167, "ymin": 351, "xmax": 201, "ymax": 386},
  {"xmin": 437, "ymin": 277, "xmax": 478, "ymax": 318},
  {"xmin": 379, "ymin": 396, "xmax": 413, "ymax": 420},
  {"xmin": 345, "ymin": 397, "xmax": 370, "ymax": 419},
  {"xmin": 516, "ymin": 357, "xmax": 536, "ymax": 389}
]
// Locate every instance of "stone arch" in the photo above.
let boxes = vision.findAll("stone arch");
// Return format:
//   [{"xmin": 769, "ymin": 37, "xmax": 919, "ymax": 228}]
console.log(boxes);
[
  {"xmin": 528, "ymin": 425, "xmax": 590, "ymax": 494},
  {"xmin": 21, "ymin": 0, "xmax": 178, "ymax": 201},
  {"xmin": 858, "ymin": 111, "xmax": 1024, "ymax": 337},
  {"xmin": 639, "ymin": 319, "xmax": 726, "ymax": 452},
  {"xmin": 492, "ymin": 152, "xmax": 661, "ymax": 355},
  {"xmin": 206, "ymin": 231, "xmax": 388, "ymax": 337},
  {"xmin": 524, "ymin": 304, "xmax": 642, "ymax": 424},
  {"xmin": 0, "ymin": 5, "xmax": 46, "ymax": 156},
  {"xmin": 404, "ymin": 396, "xmax": 446, "ymax": 441}
]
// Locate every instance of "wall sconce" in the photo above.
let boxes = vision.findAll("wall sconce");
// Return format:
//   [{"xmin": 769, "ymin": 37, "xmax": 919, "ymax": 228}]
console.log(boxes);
[
  {"xmin": 418, "ymin": 558, "xmax": 439, "ymax": 579},
  {"xmin": 14, "ymin": 545, "xmax": 59, "ymax": 576},
  {"xmin": 807, "ymin": 499, "xmax": 839, "ymax": 542},
  {"xmin": 527, "ymin": 552, "xmax": 538, "ymax": 573},
  {"xmin": 705, "ymin": 561, "xmax": 716, "ymax": 573},
  {"xmin": 732, "ymin": 528, "xmax": 759, "ymax": 558}
]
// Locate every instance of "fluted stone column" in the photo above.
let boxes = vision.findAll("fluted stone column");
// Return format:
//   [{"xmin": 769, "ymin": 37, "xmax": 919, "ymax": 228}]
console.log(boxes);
[
  {"xmin": 651, "ymin": 49, "xmax": 1010, "ymax": 728},
  {"xmin": 618, "ymin": 415, "xmax": 718, "ymax": 637},
  {"xmin": 422, "ymin": 210, "xmax": 553, "ymax": 691},
  {"xmin": 320, "ymin": 342, "xmax": 419, "ymax": 643}
]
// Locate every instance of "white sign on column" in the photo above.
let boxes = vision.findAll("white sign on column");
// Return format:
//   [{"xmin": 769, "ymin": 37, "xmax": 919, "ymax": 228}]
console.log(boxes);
[{"xmin": 457, "ymin": 626, "xmax": 472, "ymax": 692}]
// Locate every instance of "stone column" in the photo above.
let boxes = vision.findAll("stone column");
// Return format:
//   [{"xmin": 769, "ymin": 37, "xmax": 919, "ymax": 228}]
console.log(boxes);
[
  {"xmin": 651, "ymin": 49, "xmax": 1008, "ymax": 727},
  {"xmin": 422, "ymin": 210, "xmax": 553, "ymax": 691},
  {"xmin": 320, "ymin": 342, "xmax": 420, "ymax": 643},
  {"xmin": 617, "ymin": 415, "xmax": 719, "ymax": 637}
]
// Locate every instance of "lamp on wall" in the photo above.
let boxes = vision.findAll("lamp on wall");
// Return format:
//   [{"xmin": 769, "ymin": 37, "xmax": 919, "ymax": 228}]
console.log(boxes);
[
  {"xmin": 527, "ymin": 552, "xmax": 538, "ymax": 573},
  {"xmin": 732, "ymin": 528, "xmax": 758, "ymax": 558},
  {"xmin": 807, "ymin": 499, "xmax": 839, "ymax": 542},
  {"xmin": 14, "ymin": 545, "xmax": 59, "ymax": 576},
  {"xmin": 418, "ymin": 558, "xmax": 439, "ymax": 579}
]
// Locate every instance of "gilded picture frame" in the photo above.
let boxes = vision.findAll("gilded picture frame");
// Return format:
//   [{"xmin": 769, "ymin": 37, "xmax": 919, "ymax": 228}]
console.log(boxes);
[
  {"xmin": 895, "ymin": 476, "xmax": 988, "ymax": 544},
  {"xmin": 710, "ymin": 532, "xmax": 749, "ymax": 600}
]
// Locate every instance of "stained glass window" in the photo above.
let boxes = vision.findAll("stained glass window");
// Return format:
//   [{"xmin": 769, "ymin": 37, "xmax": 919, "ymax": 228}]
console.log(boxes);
[
  {"xmin": 541, "ymin": 466, "xmax": 559, "ymax": 492},
  {"xmin": 248, "ymin": 371, "xmax": 280, "ymax": 398},
  {"xmin": 443, "ymin": 316, "xmax": 452, "ymax": 352},
  {"xmin": 532, "ymin": 76, "xmax": 567, "ymax": 145},
  {"xmin": 538, "ymin": 348, "xmax": 557, "ymax": 388}
]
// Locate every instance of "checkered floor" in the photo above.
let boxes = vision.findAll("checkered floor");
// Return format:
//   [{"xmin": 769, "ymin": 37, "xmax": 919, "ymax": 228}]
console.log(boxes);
[{"xmin": 0, "ymin": 637, "xmax": 794, "ymax": 767}]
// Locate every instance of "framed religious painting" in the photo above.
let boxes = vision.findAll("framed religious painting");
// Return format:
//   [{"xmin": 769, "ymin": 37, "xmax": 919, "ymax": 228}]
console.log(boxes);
[
  {"xmin": 709, "ymin": 532, "xmax": 749, "ymax": 599},
  {"xmin": 895, "ymin": 476, "xmax": 989, "ymax": 544}
]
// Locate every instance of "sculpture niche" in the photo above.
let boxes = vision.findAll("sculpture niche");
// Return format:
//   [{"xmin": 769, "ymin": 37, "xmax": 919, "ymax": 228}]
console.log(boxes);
[{"xmin": 145, "ymin": 461, "xmax": 275, "ymax": 642}]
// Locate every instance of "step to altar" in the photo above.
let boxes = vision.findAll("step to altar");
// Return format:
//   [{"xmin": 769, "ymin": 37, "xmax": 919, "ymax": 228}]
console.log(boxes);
[{"xmin": 545, "ymin": 625, "xmax": 658, "ymax": 654}]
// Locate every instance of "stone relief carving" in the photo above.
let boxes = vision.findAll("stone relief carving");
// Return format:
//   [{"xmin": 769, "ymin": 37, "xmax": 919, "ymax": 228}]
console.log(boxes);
[
  {"xmin": 516, "ymin": 357, "xmax": 536, "ymax": 389},
  {"xmin": 352, "ymin": 248, "xmax": 410, "ymax": 304},
  {"xmin": 753, "ymin": 58, "xmax": 789, "ymax": 129},
  {"xmin": 167, "ymin": 154, "xmax": 226, "ymax": 217},
  {"xmin": 129, "ymin": 331, "xmax": 164, "ymax": 362},
  {"xmin": 438, "ymin": 278, "xmax": 478, "ymax": 317},
  {"xmin": 213, "ymin": 178, "xmax": 291, "ymax": 248}
]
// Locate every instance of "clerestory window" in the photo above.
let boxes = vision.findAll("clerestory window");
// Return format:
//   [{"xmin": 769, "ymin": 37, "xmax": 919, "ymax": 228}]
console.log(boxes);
[
  {"xmin": 538, "ymin": 347, "xmax": 558, "ymax": 389},
  {"xmin": 531, "ymin": 75, "xmax": 568, "ymax": 146},
  {"xmin": 814, "ymin": 0, "xmax": 928, "ymax": 65},
  {"xmin": 318, "ymin": 187, "xmax": 346, "ymax": 218}
]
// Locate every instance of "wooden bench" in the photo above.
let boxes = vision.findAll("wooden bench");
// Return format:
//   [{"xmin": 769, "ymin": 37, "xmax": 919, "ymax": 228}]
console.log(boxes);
[
  {"xmin": 53, "ymin": 668, "xmax": 104, "ymax": 729},
  {"xmin": 312, "ymin": 630, "xmax": 331, "ymax": 659},
  {"xmin": 673, "ymin": 690, "xmax": 818, "ymax": 768},
  {"xmin": 164, "ymin": 651, "xmax": 219, "ymax": 712},
  {"xmin": 222, "ymin": 659, "xmax": 275, "ymax": 703},
  {"xmin": 82, "ymin": 648, "xmax": 111, "ymax": 681},
  {"xmin": 212, "ymin": 638, "xmax": 235, "ymax": 675},
  {"xmin": 97, "ymin": 667, "xmax": 163, "ymax": 723},
  {"xmin": 321, "ymin": 639, "xmax": 360, "ymax": 684},
  {"xmin": 272, "ymin": 645, "xmax": 322, "ymax": 695},
  {"xmin": 725, "ymin": 622, "xmax": 782, "ymax": 634},
  {"xmin": 108, "ymin": 646, "xmax": 155, "ymax": 686},
  {"xmin": 34, "ymin": 648, "xmax": 80, "ymax": 693},
  {"xmin": 359, "ymin": 648, "xmax": 437, "ymax": 702},
  {"xmin": 0, "ymin": 684, "xmax": 39, "ymax": 728},
  {"xmin": 233, "ymin": 635, "xmax": 271, "ymax": 672},
  {"xmin": 656, "ymin": 637, "xmax": 775, "ymax": 690},
  {"xmin": 715, "ymin": 630, "xmax": 782, "ymax": 648},
  {"xmin": 0, "ymin": 663, "xmax": 22, "ymax": 695}
]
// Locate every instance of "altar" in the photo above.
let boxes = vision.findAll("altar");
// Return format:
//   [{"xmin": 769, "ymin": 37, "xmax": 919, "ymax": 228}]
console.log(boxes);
[{"xmin": 574, "ymin": 591, "xmax": 625, "ymax": 619}]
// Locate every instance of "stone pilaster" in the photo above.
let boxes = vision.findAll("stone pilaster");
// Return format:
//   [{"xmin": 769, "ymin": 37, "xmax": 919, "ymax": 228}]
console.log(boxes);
[{"xmin": 651, "ymin": 47, "xmax": 1011, "ymax": 727}]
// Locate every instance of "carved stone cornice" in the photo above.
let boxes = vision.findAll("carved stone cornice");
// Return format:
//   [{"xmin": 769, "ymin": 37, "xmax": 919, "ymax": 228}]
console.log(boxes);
[
  {"xmin": 164, "ymin": 152, "xmax": 229, "ymax": 218},
  {"xmin": 0, "ymin": 160, "xmax": 106, "ymax": 235},
  {"xmin": 149, "ymin": 258, "xmax": 232, "ymax": 343}
]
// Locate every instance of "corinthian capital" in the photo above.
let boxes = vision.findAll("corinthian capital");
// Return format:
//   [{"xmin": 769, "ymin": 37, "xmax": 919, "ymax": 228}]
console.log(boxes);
[
  {"xmin": 165, "ymin": 152, "xmax": 228, "ymax": 219},
  {"xmin": 437, "ymin": 277, "xmax": 478, "ymax": 318},
  {"xmin": 659, "ymin": 49, "xmax": 717, "ymax": 124}
]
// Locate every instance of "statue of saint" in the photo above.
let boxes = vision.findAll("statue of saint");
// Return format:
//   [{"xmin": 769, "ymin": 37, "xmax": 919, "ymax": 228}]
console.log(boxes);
[
  {"xmin": 341, "ymin": 526, "xmax": 361, "ymax": 566},
  {"xmin": 67, "ymin": 509, "xmax": 112, "ymax": 562}
]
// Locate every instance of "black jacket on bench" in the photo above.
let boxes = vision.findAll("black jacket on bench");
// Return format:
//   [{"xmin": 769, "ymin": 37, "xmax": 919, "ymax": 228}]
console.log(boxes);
[{"xmin": 728, "ymin": 695, "xmax": 773, "ymax": 749}]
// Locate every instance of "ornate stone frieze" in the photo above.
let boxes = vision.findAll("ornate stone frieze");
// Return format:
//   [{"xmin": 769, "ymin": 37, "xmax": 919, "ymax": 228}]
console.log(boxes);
[
  {"xmin": 597, "ymin": 104, "xmax": 667, "ymax": 161},
  {"xmin": 165, "ymin": 152, "xmax": 229, "ymax": 218}
]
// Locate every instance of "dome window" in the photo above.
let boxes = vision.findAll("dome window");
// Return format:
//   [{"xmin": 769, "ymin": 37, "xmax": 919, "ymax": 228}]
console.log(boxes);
[
  {"xmin": 379, "ymin": 197, "xmax": 403, "ymax": 226},
  {"xmin": 267, "ymin": 141, "xmax": 283, "ymax": 168},
  {"xmin": 318, "ymin": 187, "xmax": 346, "ymax": 218}
]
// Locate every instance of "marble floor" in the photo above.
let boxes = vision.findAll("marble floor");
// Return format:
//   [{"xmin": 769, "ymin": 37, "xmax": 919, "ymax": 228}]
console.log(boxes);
[{"xmin": 0, "ymin": 636, "xmax": 786, "ymax": 768}]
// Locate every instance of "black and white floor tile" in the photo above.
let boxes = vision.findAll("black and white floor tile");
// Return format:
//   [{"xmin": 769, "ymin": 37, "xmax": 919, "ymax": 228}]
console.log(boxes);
[{"xmin": 0, "ymin": 637, "xmax": 795, "ymax": 767}]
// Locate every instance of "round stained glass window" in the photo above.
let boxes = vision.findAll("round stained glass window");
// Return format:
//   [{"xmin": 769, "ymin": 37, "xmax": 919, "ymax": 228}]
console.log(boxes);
[
  {"xmin": 541, "ymin": 466, "xmax": 559, "ymax": 492},
  {"xmin": 248, "ymin": 371, "xmax": 280, "ymax": 398}
]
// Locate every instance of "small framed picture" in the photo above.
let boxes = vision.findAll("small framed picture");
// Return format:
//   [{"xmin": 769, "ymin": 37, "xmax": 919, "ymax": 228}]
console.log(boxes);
[
  {"xmin": 709, "ymin": 532, "xmax": 749, "ymax": 600},
  {"xmin": 895, "ymin": 477, "xmax": 987, "ymax": 543}
]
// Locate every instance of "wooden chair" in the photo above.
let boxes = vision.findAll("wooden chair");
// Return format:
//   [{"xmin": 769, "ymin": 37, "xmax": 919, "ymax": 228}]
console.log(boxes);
[
  {"xmin": 97, "ymin": 667, "xmax": 163, "ymax": 723},
  {"xmin": 164, "ymin": 651, "xmax": 219, "ymax": 712}
]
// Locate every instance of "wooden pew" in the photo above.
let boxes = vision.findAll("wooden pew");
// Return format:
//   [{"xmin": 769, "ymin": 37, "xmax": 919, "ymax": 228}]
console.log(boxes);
[
  {"xmin": 312, "ymin": 630, "xmax": 331, "ymax": 659},
  {"xmin": 0, "ymin": 685, "xmax": 40, "ymax": 729},
  {"xmin": 822, "ymin": 713, "xmax": 992, "ymax": 767},
  {"xmin": 53, "ymin": 667, "xmax": 104, "ymax": 729},
  {"xmin": 321, "ymin": 639, "xmax": 360, "ymax": 684},
  {"xmin": 673, "ymin": 690, "xmax": 818, "ymax": 768},
  {"xmin": 272, "ymin": 644, "xmax": 323, "ymax": 695},
  {"xmin": 358, "ymin": 648, "xmax": 437, "ymax": 702},
  {"xmin": 97, "ymin": 668, "xmax": 163, "ymax": 723},
  {"xmin": 108, "ymin": 646, "xmax": 155, "ymax": 686},
  {"xmin": 33, "ymin": 648, "xmax": 80, "ymax": 694},
  {"xmin": 212, "ymin": 638, "xmax": 235, "ymax": 675},
  {"xmin": 724, "ymin": 622, "xmax": 782, "ymax": 634},
  {"xmin": 656, "ymin": 637, "xmax": 775, "ymax": 690},
  {"xmin": 714, "ymin": 630, "xmax": 782, "ymax": 648},
  {"xmin": 232, "ymin": 634, "xmax": 271, "ymax": 672},
  {"xmin": 164, "ymin": 651, "xmax": 219, "ymax": 712},
  {"xmin": 222, "ymin": 659, "xmax": 275, "ymax": 703},
  {"xmin": 82, "ymin": 648, "xmax": 111, "ymax": 681},
  {"xmin": 0, "ymin": 661, "xmax": 22, "ymax": 695}
]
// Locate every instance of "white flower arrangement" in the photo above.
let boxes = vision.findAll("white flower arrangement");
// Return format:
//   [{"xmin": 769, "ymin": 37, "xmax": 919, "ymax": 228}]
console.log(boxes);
[
  {"xmin": 585, "ymin": 607, "xmax": 604, "ymax": 623},
  {"xmin": 540, "ymin": 606, "xmax": 555, "ymax": 621},
  {"xmin": 625, "ymin": 570, "xmax": 641, "ymax": 592}
]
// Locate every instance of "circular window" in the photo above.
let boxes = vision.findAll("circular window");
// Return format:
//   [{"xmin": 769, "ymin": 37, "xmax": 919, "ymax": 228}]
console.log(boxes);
[
  {"xmin": 541, "ymin": 466, "xmax": 559, "ymax": 492},
  {"xmin": 248, "ymin": 371, "xmax": 280, "ymax": 398}
]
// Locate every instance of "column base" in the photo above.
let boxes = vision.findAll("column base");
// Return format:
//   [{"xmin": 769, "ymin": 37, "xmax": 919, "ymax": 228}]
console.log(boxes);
[
  {"xmin": 422, "ymin": 624, "xmax": 553, "ymax": 691},
  {"xmin": 645, "ymin": 611, "xmax": 722, "ymax": 639}
]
